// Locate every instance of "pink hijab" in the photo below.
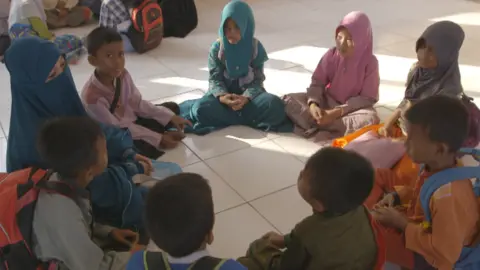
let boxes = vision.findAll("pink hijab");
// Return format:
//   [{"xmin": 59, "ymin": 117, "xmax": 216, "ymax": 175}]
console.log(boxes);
[{"xmin": 312, "ymin": 11, "xmax": 378, "ymax": 104}]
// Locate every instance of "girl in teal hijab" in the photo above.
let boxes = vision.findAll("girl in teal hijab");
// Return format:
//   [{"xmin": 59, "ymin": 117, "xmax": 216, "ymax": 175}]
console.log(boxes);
[
  {"xmin": 179, "ymin": 0, "xmax": 292, "ymax": 134},
  {"xmin": 4, "ymin": 36, "xmax": 156, "ymax": 231}
]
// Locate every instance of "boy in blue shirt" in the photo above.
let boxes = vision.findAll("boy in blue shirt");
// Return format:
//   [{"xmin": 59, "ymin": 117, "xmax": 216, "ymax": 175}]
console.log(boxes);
[{"xmin": 127, "ymin": 173, "xmax": 246, "ymax": 270}]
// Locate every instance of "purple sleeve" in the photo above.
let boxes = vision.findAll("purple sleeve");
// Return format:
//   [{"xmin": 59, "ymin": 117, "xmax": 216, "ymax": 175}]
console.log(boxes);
[
  {"xmin": 126, "ymin": 72, "xmax": 174, "ymax": 126},
  {"xmin": 86, "ymin": 99, "xmax": 163, "ymax": 148},
  {"xmin": 307, "ymin": 49, "xmax": 334, "ymax": 105},
  {"xmin": 338, "ymin": 56, "xmax": 379, "ymax": 114}
]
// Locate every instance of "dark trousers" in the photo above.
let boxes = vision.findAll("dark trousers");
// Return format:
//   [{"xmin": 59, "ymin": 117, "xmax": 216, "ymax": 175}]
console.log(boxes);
[{"xmin": 133, "ymin": 102, "xmax": 180, "ymax": 159}]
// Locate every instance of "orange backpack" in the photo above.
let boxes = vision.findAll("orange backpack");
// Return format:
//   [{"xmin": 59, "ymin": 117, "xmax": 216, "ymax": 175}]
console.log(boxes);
[
  {"xmin": 0, "ymin": 168, "xmax": 73, "ymax": 270},
  {"xmin": 126, "ymin": 0, "xmax": 164, "ymax": 54}
]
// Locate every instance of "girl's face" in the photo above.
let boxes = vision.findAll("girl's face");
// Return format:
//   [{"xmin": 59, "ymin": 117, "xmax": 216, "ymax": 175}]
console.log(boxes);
[
  {"xmin": 336, "ymin": 27, "xmax": 354, "ymax": 57},
  {"xmin": 45, "ymin": 56, "xmax": 66, "ymax": 83},
  {"xmin": 224, "ymin": 18, "xmax": 241, "ymax": 44},
  {"xmin": 416, "ymin": 38, "xmax": 438, "ymax": 69}
]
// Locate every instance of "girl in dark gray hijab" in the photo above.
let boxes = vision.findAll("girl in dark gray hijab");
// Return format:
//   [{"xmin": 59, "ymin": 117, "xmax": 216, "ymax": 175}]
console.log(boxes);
[
  {"xmin": 380, "ymin": 21, "xmax": 466, "ymax": 137},
  {"xmin": 405, "ymin": 20, "xmax": 464, "ymax": 100}
]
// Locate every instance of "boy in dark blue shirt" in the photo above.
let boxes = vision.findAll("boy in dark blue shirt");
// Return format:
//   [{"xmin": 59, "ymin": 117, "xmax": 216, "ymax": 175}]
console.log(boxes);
[{"xmin": 127, "ymin": 173, "xmax": 246, "ymax": 270}]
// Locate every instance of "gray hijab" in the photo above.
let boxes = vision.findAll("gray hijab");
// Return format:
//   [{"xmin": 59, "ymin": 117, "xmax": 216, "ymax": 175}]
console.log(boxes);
[{"xmin": 405, "ymin": 21, "xmax": 464, "ymax": 101}]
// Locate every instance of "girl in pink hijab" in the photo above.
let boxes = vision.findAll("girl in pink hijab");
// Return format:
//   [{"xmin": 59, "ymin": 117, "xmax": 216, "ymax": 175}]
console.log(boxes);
[{"xmin": 284, "ymin": 11, "xmax": 380, "ymax": 142}]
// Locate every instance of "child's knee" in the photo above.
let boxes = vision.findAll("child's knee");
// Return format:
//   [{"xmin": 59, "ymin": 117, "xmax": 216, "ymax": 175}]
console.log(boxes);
[
  {"xmin": 259, "ymin": 93, "xmax": 286, "ymax": 115},
  {"xmin": 192, "ymin": 96, "xmax": 221, "ymax": 115}
]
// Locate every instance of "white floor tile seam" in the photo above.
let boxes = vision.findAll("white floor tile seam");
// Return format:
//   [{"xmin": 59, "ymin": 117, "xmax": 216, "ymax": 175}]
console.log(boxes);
[
  {"xmin": 270, "ymin": 138, "xmax": 309, "ymax": 164},
  {"xmin": 180, "ymin": 149, "xmax": 252, "ymax": 205},
  {"xmin": 150, "ymin": 88, "xmax": 206, "ymax": 103},
  {"xmin": 185, "ymin": 133, "xmax": 276, "ymax": 162}
]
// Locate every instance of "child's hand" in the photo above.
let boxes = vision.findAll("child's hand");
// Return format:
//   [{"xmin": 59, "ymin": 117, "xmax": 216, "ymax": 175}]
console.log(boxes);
[
  {"xmin": 110, "ymin": 229, "xmax": 138, "ymax": 247},
  {"xmin": 160, "ymin": 132, "xmax": 179, "ymax": 149},
  {"xmin": 135, "ymin": 154, "xmax": 153, "ymax": 174},
  {"xmin": 262, "ymin": 231, "xmax": 285, "ymax": 248},
  {"xmin": 309, "ymin": 103, "xmax": 323, "ymax": 123},
  {"xmin": 231, "ymin": 95, "xmax": 249, "ymax": 111},
  {"xmin": 219, "ymin": 94, "xmax": 241, "ymax": 107},
  {"xmin": 378, "ymin": 125, "xmax": 393, "ymax": 137},
  {"xmin": 58, "ymin": 8, "xmax": 68, "ymax": 18},
  {"xmin": 371, "ymin": 207, "xmax": 408, "ymax": 231},
  {"xmin": 316, "ymin": 109, "xmax": 338, "ymax": 126},
  {"xmin": 170, "ymin": 115, "xmax": 192, "ymax": 131},
  {"xmin": 375, "ymin": 193, "xmax": 396, "ymax": 208},
  {"xmin": 138, "ymin": 160, "xmax": 152, "ymax": 176}
]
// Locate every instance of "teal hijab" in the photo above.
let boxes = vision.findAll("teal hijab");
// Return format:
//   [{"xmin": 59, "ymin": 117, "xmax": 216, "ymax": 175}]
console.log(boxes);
[
  {"xmin": 5, "ymin": 36, "xmax": 87, "ymax": 172},
  {"xmin": 219, "ymin": 0, "xmax": 255, "ymax": 78}
]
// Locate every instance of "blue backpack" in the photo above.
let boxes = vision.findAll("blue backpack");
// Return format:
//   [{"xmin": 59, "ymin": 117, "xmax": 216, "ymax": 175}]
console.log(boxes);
[{"xmin": 419, "ymin": 148, "xmax": 480, "ymax": 269}]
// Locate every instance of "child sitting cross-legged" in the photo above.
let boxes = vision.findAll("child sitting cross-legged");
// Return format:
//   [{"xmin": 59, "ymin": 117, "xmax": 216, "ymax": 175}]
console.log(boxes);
[
  {"xmin": 82, "ymin": 26, "xmax": 191, "ymax": 160},
  {"xmin": 126, "ymin": 173, "xmax": 247, "ymax": 270},
  {"xmin": 238, "ymin": 147, "xmax": 385, "ymax": 270}
]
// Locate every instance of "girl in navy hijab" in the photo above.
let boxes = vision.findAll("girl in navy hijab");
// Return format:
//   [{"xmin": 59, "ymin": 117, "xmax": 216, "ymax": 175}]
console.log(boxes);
[{"xmin": 5, "ymin": 36, "xmax": 152, "ymax": 231}]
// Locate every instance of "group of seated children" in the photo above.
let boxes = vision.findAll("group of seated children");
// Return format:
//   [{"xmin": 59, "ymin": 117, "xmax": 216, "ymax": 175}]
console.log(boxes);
[
  {"xmin": 2, "ymin": 0, "xmax": 480, "ymax": 269},
  {"xmin": 11, "ymin": 94, "xmax": 477, "ymax": 270}
]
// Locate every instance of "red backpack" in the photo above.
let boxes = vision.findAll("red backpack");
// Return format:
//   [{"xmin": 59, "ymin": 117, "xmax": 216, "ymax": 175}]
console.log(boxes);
[
  {"xmin": 0, "ymin": 168, "xmax": 73, "ymax": 270},
  {"xmin": 126, "ymin": 0, "xmax": 164, "ymax": 54}
]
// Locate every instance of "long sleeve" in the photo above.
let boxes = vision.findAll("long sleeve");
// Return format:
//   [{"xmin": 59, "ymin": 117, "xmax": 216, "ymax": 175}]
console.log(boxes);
[
  {"xmin": 237, "ymin": 234, "xmax": 308, "ymax": 270},
  {"xmin": 242, "ymin": 65, "xmax": 266, "ymax": 99},
  {"xmin": 307, "ymin": 50, "xmax": 334, "ymax": 105},
  {"xmin": 125, "ymin": 72, "xmax": 174, "ymax": 126},
  {"xmin": 338, "ymin": 57, "xmax": 379, "ymax": 114},
  {"xmin": 405, "ymin": 181, "xmax": 479, "ymax": 269},
  {"xmin": 277, "ymin": 232, "xmax": 310, "ymax": 270},
  {"xmin": 207, "ymin": 41, "xmax": 229, "ymax": 97},
  {"xmin": 28, "ymin": 17, "xmax": 54, "ymax": 40},
  {"xmin": 87, "ymin": 99, "xmax": 163, "ymax": 149},
  {"xmin": 243, "ymin": 40, "xmax": 268, "ymax": 99},
  {"xmin": 33, "ymin": 193, "xmax": 131, "ymax": 270}
]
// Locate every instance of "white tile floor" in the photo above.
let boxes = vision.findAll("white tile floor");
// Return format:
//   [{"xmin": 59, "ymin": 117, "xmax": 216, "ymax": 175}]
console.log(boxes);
[{"xmin": 1, "ymin": 0, "xmax": 480, "ymax": 266}]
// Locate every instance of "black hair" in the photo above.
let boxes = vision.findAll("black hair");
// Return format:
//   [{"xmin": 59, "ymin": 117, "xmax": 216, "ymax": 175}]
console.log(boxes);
[
  {"xmin": 304, "ymin": 147, "xmax": 374, "ymax": 214},
  {"xmin": 145, "ymin": 173, "xmax": 214, "ymax": 257},
  {"xmin": 405, "ymin": 95, "xmax": 468, "ymax": 152},
  {"xmin": 86, "ymin": 26, "xmax": 123, "ymax": 56},
  {"xmin": 37, "ymin": 116, "xmax": 104, "ymax": 179}
]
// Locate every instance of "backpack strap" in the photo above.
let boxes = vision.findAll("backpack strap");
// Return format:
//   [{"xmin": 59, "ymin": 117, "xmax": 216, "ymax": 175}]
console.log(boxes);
[
  {"xmin": 34, "ymin": 171, "xmax": 75, "ymax": 198},
  {"xmin": 144, "ymin": 251, "xmax": 170, "ymax": 270},
  {"xmin": 419, "ymin": 147, "xmax": 480, "ymax": 224},
  {"xmin": 189, "ymin": 256, "xmax": 226, "ymax": 270},
  {"xmin": 109, "ymin": 77, "xmax": 122, "ymax": 114}
]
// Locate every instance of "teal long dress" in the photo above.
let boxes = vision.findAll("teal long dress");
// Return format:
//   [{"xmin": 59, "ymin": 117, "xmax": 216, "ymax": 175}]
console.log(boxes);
[{"xmin": 179, "ymin": 0, "xmax": 293, "ymax": 135}]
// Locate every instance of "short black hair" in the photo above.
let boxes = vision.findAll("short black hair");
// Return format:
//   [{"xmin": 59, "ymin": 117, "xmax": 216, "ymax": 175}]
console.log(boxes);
[
  {"xmin": 37, "ymin": 117, "xmax": 104, "ymax": 178},
  {"xmin": 145, "ymin": 173, "xmax": 214, "ymax": 257},
  {"xmin": 86, "ymin": 26, "xmax": 123, "ymax": 56},
  {"xmin": 405, "ymin": 95, "xmax": 468, "ymax": 152},
  {"xmin": 305, "ymin": 147, "xmax": 374, "ymax": 214}
]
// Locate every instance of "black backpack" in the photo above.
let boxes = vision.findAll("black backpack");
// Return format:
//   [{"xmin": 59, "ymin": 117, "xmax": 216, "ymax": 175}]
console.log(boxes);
[
  {"xmin": 144, "ymin": 252, "xmax": 227, "ymax": 270},
  {"xmin": 158, "ymin": 0, "xmax": 197, "ymax": 38},
  {"xmin": 126, "ymin": 0, "xmax": 164, "ymax": 53}
]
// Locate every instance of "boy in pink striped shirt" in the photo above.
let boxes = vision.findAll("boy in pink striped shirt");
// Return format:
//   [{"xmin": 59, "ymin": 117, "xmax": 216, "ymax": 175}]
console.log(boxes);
[{"xmin": 81, "ymin": 27, "xmax": 191, "ymax": 159}]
